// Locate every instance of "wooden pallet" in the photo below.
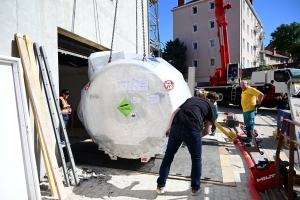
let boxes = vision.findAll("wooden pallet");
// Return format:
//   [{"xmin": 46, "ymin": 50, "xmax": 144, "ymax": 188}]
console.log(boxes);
[{"xmin": 267, "ymin": 188, "xmax": 287, "ymax": 200}]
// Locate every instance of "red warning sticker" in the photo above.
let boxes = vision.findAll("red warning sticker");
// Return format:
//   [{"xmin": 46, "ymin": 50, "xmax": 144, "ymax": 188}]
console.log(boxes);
[
  {"xmin": 85, "ymin": 82, "xmax": 91, "ymax": 90},
  {"xmin": 164, "ymin": 80, "xmax": 175, "ymax": 90},
  {"xmin": 141, "ymin": 157, "xmax": 149, "ymax": 163}
]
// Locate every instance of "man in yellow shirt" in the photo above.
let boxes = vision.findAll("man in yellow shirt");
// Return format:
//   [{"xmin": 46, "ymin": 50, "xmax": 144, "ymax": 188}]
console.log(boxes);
[{"xmin": 240, "ymin": 80, "xmax": 264, "ymax": 143}]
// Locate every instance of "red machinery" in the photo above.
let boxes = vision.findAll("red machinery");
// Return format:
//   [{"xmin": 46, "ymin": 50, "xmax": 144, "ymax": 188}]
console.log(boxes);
[
  {"xmin": 210, "ymin": 0, "xmax": 232, "ymax": 86},
  {"xmin": 202, "ymin": 0, "xmax": 297, "ymax": 108}
]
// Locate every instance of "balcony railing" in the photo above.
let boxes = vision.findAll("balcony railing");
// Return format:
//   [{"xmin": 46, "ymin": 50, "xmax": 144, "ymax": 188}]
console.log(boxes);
[
  {"xmin": 254, "ymin": 26, "xmax": 261, "ymax": 33},
  {"xmin": 259, "ymin": 32, "xmax": 266, "ymax": 40},
  {"xmin": 253, "ymin": 40, "xmax": 261, "ymax": 48},
  {"xmin": 253, "ymin": 55, "xmax": 260, "ymax": 62}
]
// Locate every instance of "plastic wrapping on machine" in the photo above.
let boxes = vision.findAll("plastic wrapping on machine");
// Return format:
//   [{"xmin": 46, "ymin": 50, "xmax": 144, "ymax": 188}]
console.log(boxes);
[{"xmin": 78, "ymin": 51, "xmax": 191, "ymax": 159}]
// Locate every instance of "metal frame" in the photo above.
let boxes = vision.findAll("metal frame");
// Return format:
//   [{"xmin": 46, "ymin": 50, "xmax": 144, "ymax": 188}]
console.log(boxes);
[
  {"xmin": 0, "ymin": 55, "xmax": 41, "ymax": 200},
  {"xmin": 287, "ymin": 78, "xmax": 300, "ymax": 168},
  {"xmin": 148, "ymin": 0, "xmax": 161, "ymax": 57},
  {"xmin": 34, "ymin": 44, "xmax": 71, "ymax": 186},
  {"xmin": 37, "ymin": 44, "xmax": 80, "ymax": 186},
  {"xmin": 275, "ymin": 78, "xmax": 300, "ymax": 199}
]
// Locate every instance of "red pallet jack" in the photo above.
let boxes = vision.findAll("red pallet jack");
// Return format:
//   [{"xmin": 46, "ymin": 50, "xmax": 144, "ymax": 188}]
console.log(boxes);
[{"xmin": 215, "ymin": 112, "xmax": 295, "ymax": 199}]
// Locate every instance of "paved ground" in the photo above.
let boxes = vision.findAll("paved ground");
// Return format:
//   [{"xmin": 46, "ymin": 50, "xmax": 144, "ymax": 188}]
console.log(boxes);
[{"xmin": 42, "ymin": 106, "xmax": 297, "ymax": 200}]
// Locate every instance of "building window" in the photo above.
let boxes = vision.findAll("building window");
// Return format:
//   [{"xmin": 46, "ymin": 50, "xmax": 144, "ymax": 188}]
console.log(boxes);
[
  {"xmin": 193, "ymin": 60, "xmax": 198, "ymax": 67},
  {"xmin": 247, "ymin": 59, "xmax": 249, "ymax": 68},
  {"xmin": 192, "ymin": 42, "xmax": 198, "ymax": 50},
  {"xmin": 209, "ymin": 39, "xmax": 215, "ymax": 48},
  {"xmin": 247, "ymin": 7, "xmax": 249, "ymax": 17},
  {"xmin": 243, "ymin": 1, "xmax": 245, "ymax": 10},
  {"xmin": 251, "ymin": 29, "xmax": 253, "ymax": 38},
  {"xmin": 247, "ymin": 42, "xmax": 249, "ymax": 52},
  {"xmin": 192, "ymin": 24, "xmax": 198, "ymax": 32},
  {"xmin": 247, "ymin": 25, "xmax": 249, "ymax": 35},
  {"xmin": 243, "ymin": 19, "xmax": 245, "ymax": 31},
  {"xmin": 251, "ymin": 13, "xmax": 253, "ymax": 21},
  {"xmin": 243, "ymin": 38, "xmax": 245, "ymax": 49},
  {"xmin": 242, "ymin": 57, "xmax": 245, "ymax": 67},
  {"xmin": 209, "ymin": 20, "xmax": 215, "ymax": 29},
  {"xmin": 209, "ymin": 1, "xmax": 215, "ymax": 10},
  {"xmin": 251, "ymin": 45, "xmax": 253, "ymax": 54},
  {"xmin": 209, "ymin": 58, "xmax": 215, "ymax": 66},
  {"xmin": 250, "ymin": 62, "xmax": 252, "ymax": 67},
  {"xmin": 192, "ymin": 6, "xmax": 197, "ymax": 14}
]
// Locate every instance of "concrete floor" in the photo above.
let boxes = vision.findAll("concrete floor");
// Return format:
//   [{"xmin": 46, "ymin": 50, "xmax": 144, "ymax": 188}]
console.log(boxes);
[{"xmin": 42, "ymin": 105, "xmax": 300, "ymax": 200}]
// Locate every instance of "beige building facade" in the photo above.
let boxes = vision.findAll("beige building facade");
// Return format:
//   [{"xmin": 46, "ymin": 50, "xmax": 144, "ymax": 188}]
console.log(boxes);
[
  {"xmin": 173, "ymin": 0, "xmax": 265, "ymax": 83},
  {"xmin": 264, "ymin": 50, "xmax": 290, "ymax": 65}
]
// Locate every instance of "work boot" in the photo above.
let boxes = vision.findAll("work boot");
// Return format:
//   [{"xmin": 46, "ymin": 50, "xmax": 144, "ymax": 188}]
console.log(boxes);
[
  {"xmin": 156, "ymin": 187, "xmax": 164, "ymax": 194},
  {"xmin": 191, "ymin": 187, "xmax": 201, "ymax": 196}
]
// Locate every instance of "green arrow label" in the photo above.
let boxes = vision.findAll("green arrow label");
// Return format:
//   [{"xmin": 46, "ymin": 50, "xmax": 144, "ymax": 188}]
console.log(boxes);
[{"xmin": 118, "ymin": 99, "xmax": 133, "ymax": 117}]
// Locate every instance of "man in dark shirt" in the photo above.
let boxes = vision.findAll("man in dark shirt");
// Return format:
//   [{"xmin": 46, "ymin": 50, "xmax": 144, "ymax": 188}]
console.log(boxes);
[
  {"xmin": 277, "ymin": 92, "xmax": 289, "ymax": 110},
  {"xmin": 156, "ymin": 92, "xmax": 218, "ymax": 196}
]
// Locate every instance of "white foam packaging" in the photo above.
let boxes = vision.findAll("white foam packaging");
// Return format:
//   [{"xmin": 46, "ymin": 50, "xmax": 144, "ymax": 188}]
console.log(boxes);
[{"xmin": 78, "ymin": 51, "xmax": 191, "ymax": 160}]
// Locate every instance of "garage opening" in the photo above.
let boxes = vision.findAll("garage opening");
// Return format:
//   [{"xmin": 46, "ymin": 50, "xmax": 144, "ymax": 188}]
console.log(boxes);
[{"xmin": 57, "ymin": 28, "xmax": 109, "ymax": 140}]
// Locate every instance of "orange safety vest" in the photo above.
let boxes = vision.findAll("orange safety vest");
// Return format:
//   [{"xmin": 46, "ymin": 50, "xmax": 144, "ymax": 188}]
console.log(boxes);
[{"xmin": 60, "ymin": 97, "xmax": 70, "ymax": 114}]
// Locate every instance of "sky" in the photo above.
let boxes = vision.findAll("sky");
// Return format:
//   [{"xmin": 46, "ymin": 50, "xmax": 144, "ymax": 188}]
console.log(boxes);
[{"xmin": 158, "ymin": 0, "xmax": 300, "ymax": 47}]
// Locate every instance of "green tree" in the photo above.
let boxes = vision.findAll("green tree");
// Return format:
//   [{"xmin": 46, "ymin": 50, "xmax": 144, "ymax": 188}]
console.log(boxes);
[
  {"xmin": 271, "ymin": 22, "xmax": 300, "ymax": 61},
  {"xmin": 256, "ymin": 65, "xmax": 271, "ymax": 71},
  {"xmin": 162, "ymin": 38, "xmax": 187, "ymax": 74}
]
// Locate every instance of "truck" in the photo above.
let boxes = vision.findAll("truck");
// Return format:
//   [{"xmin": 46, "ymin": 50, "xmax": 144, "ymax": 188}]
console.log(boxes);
[{"xmin": 199, "ymin": 0, "xmax": 300, "ymax": 108}]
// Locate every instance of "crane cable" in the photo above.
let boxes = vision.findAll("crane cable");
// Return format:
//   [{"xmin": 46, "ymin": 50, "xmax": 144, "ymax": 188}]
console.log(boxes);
[
  {"xmin": 141, "ymin": 0, "xmax": 147, "ymax": 61},
  {"xmin": 109, "ymin": 0, "xmax": 147, "ymax": 63},
  {"xmin": 71, "ymin": 0, "xmax": 77, "ymax": 33},
  {"xmin": 108, "ymin": 0, "xmax": 119, "ymax": 63},
  {"xmin": 136, "ymin": 0, "xmax": 138, "ymax": 54}
]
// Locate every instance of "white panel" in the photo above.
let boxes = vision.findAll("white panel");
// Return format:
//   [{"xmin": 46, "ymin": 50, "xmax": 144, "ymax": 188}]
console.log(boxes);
[{"xmin": 0, "ymin": 62, "xmax": 28, "ymax": 200}]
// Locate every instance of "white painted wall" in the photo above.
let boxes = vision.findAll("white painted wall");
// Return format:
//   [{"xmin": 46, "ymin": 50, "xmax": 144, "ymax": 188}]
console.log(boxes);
[{"xmin": 0, "ymin": 0, "xmax": 149, "ymax": 180}]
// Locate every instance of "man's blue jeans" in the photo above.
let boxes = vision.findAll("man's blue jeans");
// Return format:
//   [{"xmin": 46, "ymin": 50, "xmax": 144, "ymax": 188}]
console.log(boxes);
[
  {"xmin": 60, "ymin": 114, "xmax": 69, "ymax": 142},
  {"xmin": 157, "ymin": 125, "xmax": 202, "ymax": 189},
  {"xmin": 211, "ymin": 104, "xmax": 218, "ymax": 133}
]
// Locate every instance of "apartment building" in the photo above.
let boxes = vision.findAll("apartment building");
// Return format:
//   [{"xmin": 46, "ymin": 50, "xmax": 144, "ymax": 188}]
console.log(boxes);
[
  {"xmin": 264, "ymin": 50, "xmax": 290, "ymax": 65},
  {"xmin": 173, "ymin": 0, "xmax": 265, "ymax": 82}
]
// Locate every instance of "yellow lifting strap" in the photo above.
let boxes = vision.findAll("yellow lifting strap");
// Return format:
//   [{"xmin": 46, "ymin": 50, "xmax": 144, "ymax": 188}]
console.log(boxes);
[{"xmin": 214, "ymin": 122, "xmax": 238, "ymax": 142}]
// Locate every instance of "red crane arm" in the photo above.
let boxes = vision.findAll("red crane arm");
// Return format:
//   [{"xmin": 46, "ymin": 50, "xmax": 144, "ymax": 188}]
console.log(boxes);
[{"xmin": 210, "ymin": 0, "xmax": 232, "ymax": 85}]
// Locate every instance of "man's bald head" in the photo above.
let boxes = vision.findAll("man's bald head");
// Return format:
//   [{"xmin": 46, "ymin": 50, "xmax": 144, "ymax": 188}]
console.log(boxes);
[{"xmin": 240, "ymin": 80, "xmax": 249, "ymax": 91}]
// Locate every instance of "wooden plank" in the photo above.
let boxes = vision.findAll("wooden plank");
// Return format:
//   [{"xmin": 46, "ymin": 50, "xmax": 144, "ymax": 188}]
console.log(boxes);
[
  {"xmin": 15, "ymin": 33, "xmax": 66, "ymax": 200},
  {"xmin": 219, "ymin": 146, "xmax": 230, "ymax": 155},
  {"xmin": 220, "ymin": 154, "xmax": 236, "ymax": 186},
  {"xmin": 57, "ymin": 27, "xmax": 109, "ymax": 51},
  {"xmin": 22, "ymin": 35, "xmax": 58, "ymax": 196},
  {"xmin": 268, "ymin": 188, "xmax": 287, "ymax": 200},
  {"xmin": 249, "ymin": 152, "xmax": 265, "ymax": 164}
]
